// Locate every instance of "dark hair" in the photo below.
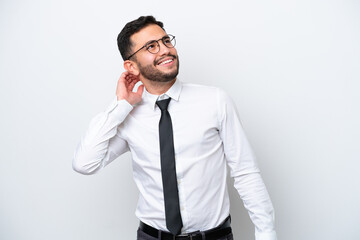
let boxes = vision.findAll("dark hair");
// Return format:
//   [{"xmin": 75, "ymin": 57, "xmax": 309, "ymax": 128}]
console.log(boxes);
[{"xmin": 117, "ymin": 16, "xmax": 164, "ymax": 61}]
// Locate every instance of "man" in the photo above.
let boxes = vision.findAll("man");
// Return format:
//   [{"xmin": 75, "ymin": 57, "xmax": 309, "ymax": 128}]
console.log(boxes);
[{"xmin": 73, "ymin": 16, "xmax": 277, "ymax": 240}]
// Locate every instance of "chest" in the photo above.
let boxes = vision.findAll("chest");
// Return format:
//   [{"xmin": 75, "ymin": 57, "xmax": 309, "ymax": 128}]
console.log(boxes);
[{"xmin": 120, "ymin": 101, "xmax": 221, "ymax": 157}]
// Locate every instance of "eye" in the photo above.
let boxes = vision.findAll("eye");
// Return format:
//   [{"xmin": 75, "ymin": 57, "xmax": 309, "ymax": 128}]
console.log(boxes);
[
  {"xmin": 163, "ymin": 37, "xmax": 171, "ymax": 44},
  {"xmin": 146, "ymin": 41, "xmax": 157, "ymax": 50}
]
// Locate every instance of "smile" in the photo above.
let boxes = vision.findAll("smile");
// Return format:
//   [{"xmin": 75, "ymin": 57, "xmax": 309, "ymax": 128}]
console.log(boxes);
[{"xmin": 157, "ymin": 58, "xmax": 174, "ymax": 66}]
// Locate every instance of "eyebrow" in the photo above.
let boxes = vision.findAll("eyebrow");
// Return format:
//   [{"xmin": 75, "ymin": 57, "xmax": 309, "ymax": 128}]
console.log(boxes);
[{"xmin": 143, "ymin": 35, "xmax": 170, "ymax": 46}]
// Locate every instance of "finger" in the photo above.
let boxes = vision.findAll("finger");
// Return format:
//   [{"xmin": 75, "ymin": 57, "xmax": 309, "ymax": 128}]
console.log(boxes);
[
  {"xmin": 127, "ymin": 73, "xmax": 139, "ymax": 81},
  {"xmin": 125, "ymin": 76, "xmax": 137, "ymax": 85},
  {"xmin": 127, "ymin": 76, "xmax": 141, "ymax": 88},
  {"xmin": 129, "ymin": 79, "xmax": 141, "ymax": 91},
  {"xmin": 118, "ymin": 71, "xmax": 130, "ymax": 84},
  {"xmin": 116, "ymin": 72, "xmax": 131, "ymax": 96},
  {"xmin": 136, "ymin": 84, "xmax": 144, "ymax": 96}
]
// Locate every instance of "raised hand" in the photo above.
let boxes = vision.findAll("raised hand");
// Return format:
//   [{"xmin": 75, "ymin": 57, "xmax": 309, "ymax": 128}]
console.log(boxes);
[{"xmin": 116, "ymin": 72, "xmax": 144, "ymax": 105}]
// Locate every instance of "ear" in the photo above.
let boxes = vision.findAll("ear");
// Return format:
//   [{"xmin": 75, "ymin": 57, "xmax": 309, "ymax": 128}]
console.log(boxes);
[{"xmin": 124, "ymin": 60, "xmax": 140, "ymax": 76}]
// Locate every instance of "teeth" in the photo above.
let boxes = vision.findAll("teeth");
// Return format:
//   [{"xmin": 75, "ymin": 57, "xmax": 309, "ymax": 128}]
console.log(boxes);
[{"xmin": 159, "ymin": 59, "xmax": 173, "ymax": 65}]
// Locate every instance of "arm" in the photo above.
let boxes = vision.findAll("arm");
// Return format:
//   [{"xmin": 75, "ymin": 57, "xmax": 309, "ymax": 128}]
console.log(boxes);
[
  {"xmin": 72, "ymin": 72, "xmax": 144, "ymax": 174},
  {"xmin": 217, "ymin": 89, "xmax": 277, "ymax": 240}
]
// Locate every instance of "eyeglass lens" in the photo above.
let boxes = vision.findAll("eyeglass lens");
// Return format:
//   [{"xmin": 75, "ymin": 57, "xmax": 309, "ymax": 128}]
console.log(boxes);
[{"xmin": 145, "ymin": 36, "xmax": 175, "ymax": 54}]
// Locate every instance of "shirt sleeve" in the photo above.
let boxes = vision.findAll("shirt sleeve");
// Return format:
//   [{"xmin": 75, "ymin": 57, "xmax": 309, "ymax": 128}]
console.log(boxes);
[
  {"xmin": 217, "ymin": 89, "xmax": 277, "ymax": 240},
  {"xmin": 72, "ymin": 98, "xmax": 133, "ymax": 175}
]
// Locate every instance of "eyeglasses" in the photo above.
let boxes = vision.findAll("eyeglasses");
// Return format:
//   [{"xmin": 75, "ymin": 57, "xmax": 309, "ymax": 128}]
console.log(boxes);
[{"xmin": 126, "ymin": 34, "xmax": 176, "ymax": 60}]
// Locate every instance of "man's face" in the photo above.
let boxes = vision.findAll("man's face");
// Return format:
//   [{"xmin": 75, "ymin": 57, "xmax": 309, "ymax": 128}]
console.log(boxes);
[{"xmin": 129, "ymin": 24, "xmax": 179, "ymax": 82}]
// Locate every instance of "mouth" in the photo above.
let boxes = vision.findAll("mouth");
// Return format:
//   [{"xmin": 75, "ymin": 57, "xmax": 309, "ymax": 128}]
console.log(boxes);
[{"xmin": 156, "ymin": 56, "xmax": 176, "ymax": 66}]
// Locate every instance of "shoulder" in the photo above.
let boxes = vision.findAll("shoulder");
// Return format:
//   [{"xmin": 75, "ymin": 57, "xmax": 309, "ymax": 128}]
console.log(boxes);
[
  {"xmin": 181, "ymin": 82, "xmax": 225, "ymax": 96},
  {"xmin": 181, "ymin": 82, "xmax": 232, "ymax": 102},
  {"xmin": 181, "ymin": 82, "xmax": 218, "ymax": 90}
]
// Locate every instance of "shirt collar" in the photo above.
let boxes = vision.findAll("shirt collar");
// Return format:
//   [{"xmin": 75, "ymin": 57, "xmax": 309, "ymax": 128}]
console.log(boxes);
[{"xmin": 142, "ymin": 79, "xmax": 182, "ymax": 110}]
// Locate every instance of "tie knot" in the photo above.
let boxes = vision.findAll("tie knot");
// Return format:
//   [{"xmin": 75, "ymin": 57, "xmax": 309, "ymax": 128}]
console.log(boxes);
[{"xmin": 156, "ymin": 98, "xmax": 171, "ymax": 111}]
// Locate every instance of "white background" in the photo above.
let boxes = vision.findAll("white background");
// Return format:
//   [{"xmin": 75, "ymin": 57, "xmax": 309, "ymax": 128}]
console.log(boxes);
[{"xmin": 1, "ymin": 0, "xmax": 359, "ymax": 239}]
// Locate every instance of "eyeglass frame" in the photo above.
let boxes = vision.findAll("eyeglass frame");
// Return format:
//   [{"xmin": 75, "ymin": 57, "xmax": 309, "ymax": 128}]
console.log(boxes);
[{"xmin": 126, "ymin": 34, "xmax": 176, "ymax": 60}]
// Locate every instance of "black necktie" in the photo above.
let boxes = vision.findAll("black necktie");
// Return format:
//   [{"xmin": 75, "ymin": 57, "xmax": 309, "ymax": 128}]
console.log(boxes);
[{"xmin": 156, "ymin": 98, "xmax": 183, "ymax": 235}]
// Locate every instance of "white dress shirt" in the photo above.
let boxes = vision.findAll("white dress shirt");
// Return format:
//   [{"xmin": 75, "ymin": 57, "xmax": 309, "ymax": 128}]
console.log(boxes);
[{"xmin": 73, "ymin": 80, "xmax": 277, "ymax": 240}]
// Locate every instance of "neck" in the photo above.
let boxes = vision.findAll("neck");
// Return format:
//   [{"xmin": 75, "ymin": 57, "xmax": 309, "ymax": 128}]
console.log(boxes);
[{"xmin": 141, "ymin": 78, "xmax": 176, "ymax": 95}]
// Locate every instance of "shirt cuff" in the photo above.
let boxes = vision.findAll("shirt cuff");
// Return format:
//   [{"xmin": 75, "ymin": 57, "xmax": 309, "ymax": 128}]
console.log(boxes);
[{"xmin": 255, "ymin": 230, "xmax": 277, "ymax": 240}]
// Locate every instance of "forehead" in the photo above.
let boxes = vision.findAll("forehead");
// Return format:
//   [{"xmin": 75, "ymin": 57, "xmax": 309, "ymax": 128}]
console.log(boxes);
[{"xmin": 130, "ymin": 24, "xmax": 167, "ymax": 48}]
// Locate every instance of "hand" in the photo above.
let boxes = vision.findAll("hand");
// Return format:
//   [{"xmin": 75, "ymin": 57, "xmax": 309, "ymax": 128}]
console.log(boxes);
[{"xmin": 116, "ymin": 72, "xmax": 144, "ymax": 105}]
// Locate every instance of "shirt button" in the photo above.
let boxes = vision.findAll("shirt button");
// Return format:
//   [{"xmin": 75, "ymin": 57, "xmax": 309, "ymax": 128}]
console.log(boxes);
[{"xmin": 181, "ymin": 206, "xmax": 184, "ymax": 211}]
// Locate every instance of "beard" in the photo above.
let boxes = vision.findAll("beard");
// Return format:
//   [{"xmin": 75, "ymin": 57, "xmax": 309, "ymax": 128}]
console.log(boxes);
[{"xmin": 137, "ymin": 55, "xmax": 180, "ymax": 82}]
